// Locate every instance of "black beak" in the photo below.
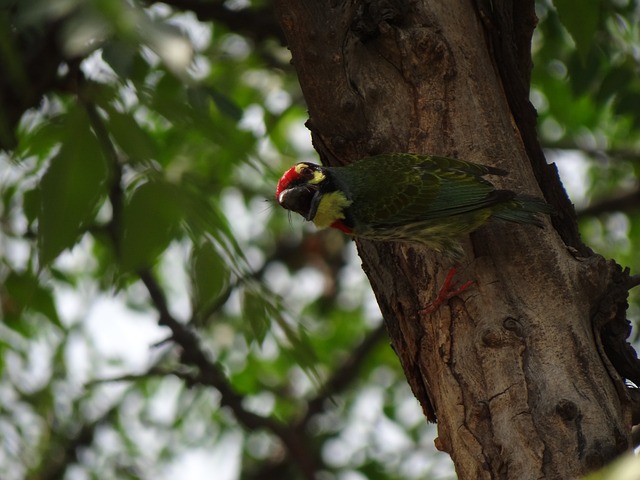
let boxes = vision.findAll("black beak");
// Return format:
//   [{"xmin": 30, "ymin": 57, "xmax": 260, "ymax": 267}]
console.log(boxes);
[{"xmin": 278, "ymin": 184, "xmax": 321, "ymax": 221}]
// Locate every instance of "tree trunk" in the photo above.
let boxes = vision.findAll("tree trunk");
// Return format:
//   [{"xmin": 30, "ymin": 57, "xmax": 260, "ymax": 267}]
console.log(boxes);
[{"xmin": 275, "ymin": 1, "xmax": 639, "ymax": 478}]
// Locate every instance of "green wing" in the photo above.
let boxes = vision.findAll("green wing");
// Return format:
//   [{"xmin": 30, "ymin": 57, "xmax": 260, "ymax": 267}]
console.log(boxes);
[{"xmin": 333, "ymin": 153, "xmax": 506, "ymax": 228}]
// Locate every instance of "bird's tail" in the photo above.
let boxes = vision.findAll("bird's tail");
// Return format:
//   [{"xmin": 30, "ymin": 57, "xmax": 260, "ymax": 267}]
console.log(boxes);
[{"xmin": 492, "ymin": 194, "xmax": 554, "ymax": 227}]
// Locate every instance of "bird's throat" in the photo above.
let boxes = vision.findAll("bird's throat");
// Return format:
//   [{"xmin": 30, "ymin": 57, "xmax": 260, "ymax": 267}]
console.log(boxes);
[{"xmin": 312, "ymin": 191, "xmax": 353, "ymax": 229}]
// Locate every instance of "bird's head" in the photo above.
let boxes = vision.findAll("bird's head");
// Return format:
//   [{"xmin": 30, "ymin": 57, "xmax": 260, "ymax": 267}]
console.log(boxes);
[
  {"xmin": 276, "ymin": 162, "xmax": 353, "ymax": 231},
  {"xmin": 275, "ymin": 162, "xmax": 327, "ymax": 221}
]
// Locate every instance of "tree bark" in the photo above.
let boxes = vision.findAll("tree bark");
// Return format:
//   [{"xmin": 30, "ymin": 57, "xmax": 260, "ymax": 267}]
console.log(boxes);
[{"xmin": 275, "ymin": 1, "xmax": 639, "ymax": 478}]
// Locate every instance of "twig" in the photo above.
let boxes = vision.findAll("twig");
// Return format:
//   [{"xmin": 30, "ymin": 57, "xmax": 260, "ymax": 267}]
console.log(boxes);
[
  {"xmin": 304, "ymin": 323, "xmax": 387, "ymax": 421},
  {"xmin": 146, "ymin": 0, "xmax": 286, "ymax": 44},
  {"xmin": 86, "ymin": 368, "xmax": 175, "ymax": 386},
  {"xmin": 577, "ymin": 189, "xmax": 640, "ymax": 219},
  {"xmin": 545, "ymin": 145, "xmax": 640, "ymax": 164},
  {"xmin": 138, "ymin": 268, "xmax": 321, "ymax": 479},
  {"xmin": 246, "ymin": 323, "xmax": 389, "ymax": 480},
  {"xmin": 29, "ymin": 404, "xmax": 120, "ymax": 480},
  {"xmin": 77, "ymin": 75, "xmax": 125, "ymax": 254},
  {"xmin": 80, "ymin": 84, "xmax": 321, "ymax": 476}
]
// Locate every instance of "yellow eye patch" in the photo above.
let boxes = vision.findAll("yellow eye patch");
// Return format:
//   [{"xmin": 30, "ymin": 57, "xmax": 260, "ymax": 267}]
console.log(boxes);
[
  {"xmin": 294, "ymin": 163, "xmax": 326, "ymax": 184},
  {"xmin": 309, "ymin": 170, "xmax": 325, "ymax": 184}
]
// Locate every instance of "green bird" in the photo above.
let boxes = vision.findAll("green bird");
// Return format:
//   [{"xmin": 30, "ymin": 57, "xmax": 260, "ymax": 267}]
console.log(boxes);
[{"xmin": 275, "ymin": 153, "xmax": 552, "ymax": 260}]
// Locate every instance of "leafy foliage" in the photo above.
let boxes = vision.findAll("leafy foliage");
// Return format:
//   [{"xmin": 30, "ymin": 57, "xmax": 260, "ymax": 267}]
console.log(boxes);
[
  {"xmin": 0, "ymin": 0, "xmax": 638, "ymax": 479},
  {"xmin": 534, "ymin": 0, "xmax": 640, "ymax": 299}
]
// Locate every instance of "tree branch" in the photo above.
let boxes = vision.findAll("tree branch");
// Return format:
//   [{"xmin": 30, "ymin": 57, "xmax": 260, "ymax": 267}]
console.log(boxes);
[
  {"xmin": 149, "ymin": 0, "xmax": 286, "ymax": 44},
  {"xmin": 81, "ymin": 80, "xmax": 323, "ymax": 476},
  {"xmin": 545, "ymin": 144, "xmax": 640, "ymax": 165},
  {"xmin": 245, "ymin": 323, "xmax": 388, "ymax": 480},
  {"xmin": 303, "ymin": 323, "xmax": 387, "ymax": 421},
  {"xmin": 577, "ymin": 189, "xmax": 640, "ymax": 219},
  {"xmin": 30, "ymin": 404, "xmax": 119, "ymax": 480},
  {"xmin": 138, "ymin": 269, "xmax": 322, "ymax": 479}
]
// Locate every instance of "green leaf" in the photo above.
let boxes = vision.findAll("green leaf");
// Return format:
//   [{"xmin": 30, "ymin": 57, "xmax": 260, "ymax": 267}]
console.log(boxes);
[
  {"xmin": 614, "ymin": 91, "xmax": 640, "ymax": 128},
  {"xmin": 208, "ymin": 87, "xmax": 243, "ymax": 122},
  {"xmin": 553, "ymin": 0, "xmax": 601, "ymax": 60},
  {"xmin": 22, "ymin": 187, "xmax": 40, "ymax": 227},
  {"xmin": 107, "ymin": 110, "xmax": 157, "ymax": 162},
  {"xmin": 566, "ymin": 50, "xmax": 600, "ymax": 96},
  {"xmin": 3, "ymin": 270, "xmax": 62, "ymax": 334},
  {"xmin": 241, "ymin": 288, "xmax": 269, "ymax": 344},
  {"xmin": 149, "ymin": 73, "xmax": 192, "ymax": 126},
  {"xmin": 103, "ymin": 41, "xmax": 150, "ymax": 84},
  {"xmin": 102, "ymin": 39, "xmax": 136, "ymax": 78},
  {"xmin": 178, "ymin": 186, "xmax": 250, "ymax": 277},
  {"xmin": 596, "ymin": 67, "xmax": 634, "ymax": 104},
  {"xmin": 119, "ymin": 180, "xmax": 183, "ymax": 271},
  {"xmin": 191, "ymin": 241, "xmax": 229, "ymax": 319},
  {"xmin": 240, "ymin": 282, "xmax": 320, "ymax": 381},
  {"xmin": 186, "ymin": 86, "xmax": 212, "ymax": 117},
  {"xmin": 16, "ymin": 114, "xmax": 65, "ymax": 160},
  {"xmin": 38, "ymin": 107, "xmax": 109, "ymax": 265}
]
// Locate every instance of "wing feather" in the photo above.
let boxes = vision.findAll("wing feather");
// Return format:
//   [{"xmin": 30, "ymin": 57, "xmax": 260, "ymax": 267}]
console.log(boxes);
[{"xmin": 331, "ymin": 154, "xmax": 506, "ymax": 229}]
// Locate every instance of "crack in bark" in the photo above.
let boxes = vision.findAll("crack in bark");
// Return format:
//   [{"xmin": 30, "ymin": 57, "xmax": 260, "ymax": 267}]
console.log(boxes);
[
  {"xmin": 487, "ymin": 383, "xmax": 518, "ymax": 404},
  {"xmin": 519, "ymin": 319, "xmax": 553, "ymax": 478}
]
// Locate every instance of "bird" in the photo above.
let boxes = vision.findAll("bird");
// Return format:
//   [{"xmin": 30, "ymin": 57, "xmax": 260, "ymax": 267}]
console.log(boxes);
[
  {"xmin": 275, "ymin": 153, "xmax": 551, "ymax": 260},
  {"xmin": 275, "ymin": 153, "xmax": 552, "ymax": 313}
]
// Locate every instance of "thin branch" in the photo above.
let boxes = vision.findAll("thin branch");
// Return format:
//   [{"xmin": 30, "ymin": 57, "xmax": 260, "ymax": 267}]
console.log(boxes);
[
  {"xmin": 577, "ymin": 188, "xmax": 640, "ymax": 219},
  {"xmin": 29, "ymin": 404, "xmax": 119, "ymax": 480},
  {"xmin": 76, "ymin": 66, "xmax": 352, "ymax": 479},
  {"xmin": 138, "ymin": 269, "xmax": 321, "ymax": 479},
  {"xmin": 138, "ymin": 269, "xmax": 273, "ymax": 431},
  {"xmin": 303, "ymin": 323, "xmax": 388, "ymax": 421},
  {"xmin": 79, "ymin": 78, "xmax": 320, "ymax": 476},
  {"xmin": 86, "ymin": 368, "xmax": 175, "ymax": 386},
  {"xmin": 245, "ymin": 323, "xmax": 389, "ymax": 480},
  {"xmin": 147, "ymin": 0, "xmax": 286, "ymax": 44},
  {"xmin": 545, "ymin": 144, "xmax": 640, "ymax": 164}
]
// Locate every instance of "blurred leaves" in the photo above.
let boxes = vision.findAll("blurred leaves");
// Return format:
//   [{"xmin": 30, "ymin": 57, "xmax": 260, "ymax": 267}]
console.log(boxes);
[
  {"xmin": 534, "ymin": 1, "xmax": 640, "ymax": 142},
  {"xmin": 120, "ymin": 180, "xmax": 183, "ymax": 271},
  {"xmin": 552, "ymin": 0, "xmax": 601, "ymax": 60},
  {"xmin": 107, "ymin": 109, "xmax": 157, "ymax": 162},
  {"xmin": 1, "ymin": 0, "xmax": 343, "ymax": 478},
  {"xmin": 38, "ymin": 106, "xmax": 109, "ymax": 265},
  {"xmin": 191, "ymin": 240, "xmax": 229, "ymax": 319},
  {"xmin": 2, "ymin": 269, "xmax": 61, "ymax": 334},
  {"xmin": 533, "ymin": 0, "xmax": 640, "ymax": 279}
]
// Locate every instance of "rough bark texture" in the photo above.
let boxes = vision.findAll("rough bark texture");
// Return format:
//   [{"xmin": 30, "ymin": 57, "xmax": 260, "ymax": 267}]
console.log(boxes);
[{"xmin": 275, "ymin": 1, "xmax": 639, "ymax": 479}]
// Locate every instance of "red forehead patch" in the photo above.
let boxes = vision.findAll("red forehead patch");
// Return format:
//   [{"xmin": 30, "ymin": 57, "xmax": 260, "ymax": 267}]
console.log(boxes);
[{"xmin": 275, "ymin": 165, "xmax": 301, "ymax": 199}]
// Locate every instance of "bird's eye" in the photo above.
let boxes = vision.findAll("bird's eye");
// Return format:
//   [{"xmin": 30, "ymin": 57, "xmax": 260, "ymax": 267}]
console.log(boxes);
[{"xmin": 299, "ymin": 166, "xmax": 312, "ymax": 178}]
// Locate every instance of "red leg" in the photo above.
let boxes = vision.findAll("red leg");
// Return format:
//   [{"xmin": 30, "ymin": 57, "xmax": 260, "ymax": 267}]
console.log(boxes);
[{"xmin": 420, "ymin": 267, "xmax": 474, "ymax": 315}]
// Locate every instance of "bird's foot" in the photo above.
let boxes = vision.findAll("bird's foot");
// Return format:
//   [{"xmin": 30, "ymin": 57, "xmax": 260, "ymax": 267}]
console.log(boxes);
[{"xmin": 420, "ymin": 267, "xmax": 474, "ymax": 315}]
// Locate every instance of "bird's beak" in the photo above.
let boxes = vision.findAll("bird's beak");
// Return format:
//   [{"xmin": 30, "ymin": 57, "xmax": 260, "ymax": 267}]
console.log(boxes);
[{"xmin": 278, "ymin": 184, "xmax": 321, "ymax": 221}]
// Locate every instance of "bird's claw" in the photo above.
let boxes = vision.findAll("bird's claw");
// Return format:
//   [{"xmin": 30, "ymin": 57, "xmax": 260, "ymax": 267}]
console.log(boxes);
[{"xmin": 420, "ymin": 267, "xmax": 474, "ymax": 315}]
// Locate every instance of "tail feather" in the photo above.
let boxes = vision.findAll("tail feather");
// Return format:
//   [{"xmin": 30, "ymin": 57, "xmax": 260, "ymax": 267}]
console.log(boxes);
[{"xmin": 492, "ymin": 195, "xmax": 553, "ymax": 227}]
